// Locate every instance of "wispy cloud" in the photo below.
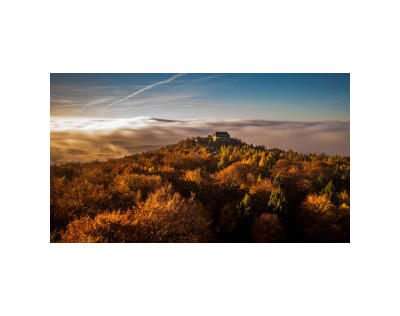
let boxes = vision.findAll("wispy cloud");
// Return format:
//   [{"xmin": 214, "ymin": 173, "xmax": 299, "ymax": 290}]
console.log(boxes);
[
  {"xmin": 181, "ymin": 74, "xmax": 223, "ymax": 85},
  {"xmin": 106, "ymin": 73, "xmax": 186, "ymax": 108}
]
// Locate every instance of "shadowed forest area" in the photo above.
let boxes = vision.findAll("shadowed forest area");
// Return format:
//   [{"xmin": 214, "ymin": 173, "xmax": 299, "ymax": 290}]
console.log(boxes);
[{"xmin": 50, "ymin": 137, "xmax": 350, "ymax": 243}]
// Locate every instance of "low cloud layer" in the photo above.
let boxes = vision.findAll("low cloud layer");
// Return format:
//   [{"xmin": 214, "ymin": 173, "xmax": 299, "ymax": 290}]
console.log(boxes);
[{"xmin": 50, "ymin": 117, "xmax": 349, "ymax": 164}]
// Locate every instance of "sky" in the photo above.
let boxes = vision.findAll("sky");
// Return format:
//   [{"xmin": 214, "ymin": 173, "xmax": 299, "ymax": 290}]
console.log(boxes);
[{"xmin": 50, "ymin": 73, "xmax": 350, "ymax": 164}]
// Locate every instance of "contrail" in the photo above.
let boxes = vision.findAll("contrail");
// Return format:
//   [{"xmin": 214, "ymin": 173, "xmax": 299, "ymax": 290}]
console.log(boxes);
[{"xmin": 106, "ymin": 73, "xmax": 186, "ymax": 108}]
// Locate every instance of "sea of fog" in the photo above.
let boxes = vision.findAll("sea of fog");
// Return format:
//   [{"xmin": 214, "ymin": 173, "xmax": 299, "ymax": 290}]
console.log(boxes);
[{"xmin": 50, "ymin": 117, "xmax": 349, "ymax": 164}]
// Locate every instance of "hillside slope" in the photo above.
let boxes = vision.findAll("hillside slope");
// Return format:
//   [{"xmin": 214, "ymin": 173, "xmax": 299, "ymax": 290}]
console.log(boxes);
[{"xmin": 50, "ymin": 138, "xmax": 350, "ymax": 242}]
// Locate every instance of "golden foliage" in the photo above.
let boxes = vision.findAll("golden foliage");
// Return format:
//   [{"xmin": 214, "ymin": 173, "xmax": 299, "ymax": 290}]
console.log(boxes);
[
  {"xmin": 60, "ymin": 184, "xmax": 212, "ymax": 243},
  {"xmin": 184, "ymin": 168, "xmax": 203, "ymax": 185},
  {"xmin": 302, "ymin": 194, "xmax": 335, "ymax": 213},
  {"xmin": 214, "ymin": 162, "xmax": 256, "ymax": 190},
  {"xmin": 297, "ymin": 193, "xmax": 350, "ymax": 242},
  {"xmin": 51, "ymin": 137, "xmax": 350, "ymax": 242}
]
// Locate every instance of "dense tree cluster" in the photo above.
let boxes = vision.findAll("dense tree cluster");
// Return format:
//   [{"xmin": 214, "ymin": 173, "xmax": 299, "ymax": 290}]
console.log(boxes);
[{"xmin": 51, "ymin": 137, "xmax": 350, "ymax": 242}]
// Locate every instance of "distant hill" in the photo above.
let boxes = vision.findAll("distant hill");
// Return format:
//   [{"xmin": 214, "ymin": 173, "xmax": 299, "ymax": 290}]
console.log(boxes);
[{"xmin": 51, "ymin": 137, "xmax": 350, "ymax": 243}]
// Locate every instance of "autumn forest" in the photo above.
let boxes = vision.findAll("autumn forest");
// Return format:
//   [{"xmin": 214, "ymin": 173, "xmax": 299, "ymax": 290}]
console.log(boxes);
[{"xmin": 50, "ymin": 137, "xmax": 350, "ymax": 242}]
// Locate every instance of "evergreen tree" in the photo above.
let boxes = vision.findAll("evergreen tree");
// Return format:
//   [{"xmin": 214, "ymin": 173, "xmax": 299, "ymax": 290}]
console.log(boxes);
[
  {"xmin": 321, "ymin": 180, "xmax": 335, "ymax": 202},
  {"xmin": 268, "ymin": 188, "xmax": 287, "ymax": 216},
  {"xmin": 238, "ymin": 193, "xmax": 252, "ymax": 219},
  {"xmin": 236, "ymin": 193, "xmax": 253, "ymax": 241}
]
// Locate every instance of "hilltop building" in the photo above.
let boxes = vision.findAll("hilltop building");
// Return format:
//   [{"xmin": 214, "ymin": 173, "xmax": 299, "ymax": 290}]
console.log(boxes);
[
  {"xmin": 213, "ymin": 131, "xmax": 230, "ymax": 142},
  {"xmin": 194, "ymin": 131, "xmax": 234, "ymax": 144}
]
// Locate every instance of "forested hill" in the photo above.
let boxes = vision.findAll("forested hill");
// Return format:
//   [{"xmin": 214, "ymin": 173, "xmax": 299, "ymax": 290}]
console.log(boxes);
[{"xmin": 50, "ymin": 137, "xmax": 350, "ymax": 243}]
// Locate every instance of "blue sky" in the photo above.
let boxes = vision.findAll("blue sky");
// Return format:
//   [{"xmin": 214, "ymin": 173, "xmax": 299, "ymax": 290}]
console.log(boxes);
[
  {"xmin": 50, "ymin": 73, "xmax": 350, "ymax": 162},
  {"xmin": 50, "ymin": 73, "xmax": 350, "ymax": 121}
]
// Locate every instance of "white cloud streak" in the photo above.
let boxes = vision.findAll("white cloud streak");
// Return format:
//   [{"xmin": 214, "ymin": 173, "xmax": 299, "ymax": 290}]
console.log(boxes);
[{"xmin": 106, "ymin": 73, "xmax": 186, "ymax": 108}]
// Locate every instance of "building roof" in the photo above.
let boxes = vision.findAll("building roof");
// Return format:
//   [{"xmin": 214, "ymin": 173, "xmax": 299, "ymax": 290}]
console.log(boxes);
[{"xmin": 214, "ymin": 131, "xmax": 230, "ymax": 137}]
